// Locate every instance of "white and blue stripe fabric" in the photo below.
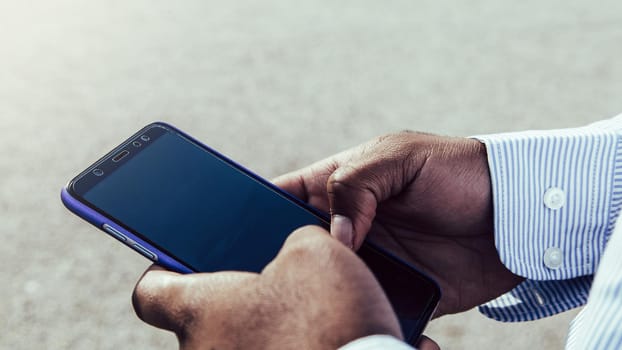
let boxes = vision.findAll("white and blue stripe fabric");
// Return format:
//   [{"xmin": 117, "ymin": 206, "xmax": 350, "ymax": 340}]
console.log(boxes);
[
  {"xmin": 476, "ymin": 116, "xmax": 622, "ymax": 322},
  {"xmin": 340, "ymin": 114, "xmax": 622, "ymax": 349},
  {"xmin": 566, "ymin": 214, "xmax": 622, "ymax": 349}
]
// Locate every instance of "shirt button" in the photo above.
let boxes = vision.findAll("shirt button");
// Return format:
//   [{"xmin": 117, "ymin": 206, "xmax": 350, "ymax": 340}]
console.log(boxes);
[
  {"xmin": 543, "ymin": 247, "xmax": 563, "ymax": 269},
  {"xmin": 544, "ymin": 187, "xmax": 565, "ymax": 210}
]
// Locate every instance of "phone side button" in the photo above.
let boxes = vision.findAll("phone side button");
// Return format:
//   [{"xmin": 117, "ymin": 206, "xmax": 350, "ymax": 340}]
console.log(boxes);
[
  {"xmin": 102, "ymin": 224, "xmax": 128, "ymax": 242},
  {"xmin": 132, "ymin": 243, "xmax": 158, "ymax": 262}
]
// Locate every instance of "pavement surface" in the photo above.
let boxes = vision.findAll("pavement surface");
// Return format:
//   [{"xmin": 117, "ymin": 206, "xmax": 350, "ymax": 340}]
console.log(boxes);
[{"xmin": 1, "ymin": 0, "xmax": 621, "ymax": 349}]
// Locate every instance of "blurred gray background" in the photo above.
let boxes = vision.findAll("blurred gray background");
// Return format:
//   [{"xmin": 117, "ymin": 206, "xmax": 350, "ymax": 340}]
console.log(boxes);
[{"xmin": 1, "ymin": 0, "xmax": 621, "ymax": 348}]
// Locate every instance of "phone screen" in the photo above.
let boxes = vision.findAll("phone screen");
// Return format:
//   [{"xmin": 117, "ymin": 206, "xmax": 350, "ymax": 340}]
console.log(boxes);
[
  {"xmin": 76, "ymin": 126, "xmax": 325, "ymax": 272},
  {"xmin": 67, "ymin": 123, "xmax": 439, "ymax": 342}
]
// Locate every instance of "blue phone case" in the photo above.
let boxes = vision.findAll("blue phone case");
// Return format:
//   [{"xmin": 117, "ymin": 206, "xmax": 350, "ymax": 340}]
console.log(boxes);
[{"xmin": 61, "ymin": 186, "xmax": 193, "ymax": 273}]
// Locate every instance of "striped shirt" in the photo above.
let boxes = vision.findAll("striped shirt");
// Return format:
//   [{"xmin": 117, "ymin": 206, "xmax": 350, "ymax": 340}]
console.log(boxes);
[
  {"xmin": 477, "ymin": 115, "xmax": 622, "ymax": 325},
  {"xmin": 341, "ymin": 115, "xmax": 622, "ymax": 349}
]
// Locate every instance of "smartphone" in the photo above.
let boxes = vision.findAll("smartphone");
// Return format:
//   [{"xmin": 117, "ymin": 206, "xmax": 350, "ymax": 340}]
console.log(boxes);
[{"xmin": 61, "ymin": 122, "xmax": 440, "ymax": 343}]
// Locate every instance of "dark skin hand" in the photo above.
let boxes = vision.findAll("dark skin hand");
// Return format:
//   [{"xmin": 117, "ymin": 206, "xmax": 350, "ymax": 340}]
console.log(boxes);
[
  {"xmin": 274, "ymin": 131, "xmax": 524, "ymax": 317},
  {"xmin": 133, "ymin": 226, "xmax": 439, "ymax": 350}
]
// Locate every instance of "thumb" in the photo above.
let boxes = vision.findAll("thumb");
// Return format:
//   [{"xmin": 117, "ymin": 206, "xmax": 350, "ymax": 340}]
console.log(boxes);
[
  {"xmin": 326, "ymin": 132, "xmax": 432, "ymax": 249},
  {"xmin": 327, "ymin": 161, "xmax": 397, "ymax": 250}
]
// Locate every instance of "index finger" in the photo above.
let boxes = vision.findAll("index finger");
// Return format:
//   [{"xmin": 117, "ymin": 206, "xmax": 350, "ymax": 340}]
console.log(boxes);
[
  {"xmin": 272, "ymin": 157, "xmax": 341, "ymax": 212},
  {"xmin": 133, "ymin": 265, "xmax": 256, "ymax": 333},
  {"xmin": 272, "ymin": 171, "xmax": 310, "ymax": 202},
  {"xmin": 132, "ymin": 264, "xmax": 186, "ymax": 332}
]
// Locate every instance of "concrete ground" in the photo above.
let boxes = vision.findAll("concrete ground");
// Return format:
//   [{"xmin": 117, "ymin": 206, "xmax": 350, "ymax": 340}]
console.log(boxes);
[{"xmin": 1, "ymin": 0, "xmax": 621, "ymax": 348}]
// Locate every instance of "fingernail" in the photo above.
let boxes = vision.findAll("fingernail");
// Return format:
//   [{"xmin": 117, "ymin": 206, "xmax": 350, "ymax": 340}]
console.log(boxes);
[{"xmin": 331, "ymin": 214, "xmax": 353, "ymax": 249}]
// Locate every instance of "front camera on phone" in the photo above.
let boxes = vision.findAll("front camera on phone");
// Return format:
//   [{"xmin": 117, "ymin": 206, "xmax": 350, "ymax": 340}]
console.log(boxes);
[
  {"xmin": 132, "ymin": 141, "xmax": 141, "ymax": 147},
  {"xmin": 140, "ymin": 135, "xmax": 150, "ymax": 142},
  {"xmin": 93, "ymin": 169, "xmax": 104, "ymax": 176}
]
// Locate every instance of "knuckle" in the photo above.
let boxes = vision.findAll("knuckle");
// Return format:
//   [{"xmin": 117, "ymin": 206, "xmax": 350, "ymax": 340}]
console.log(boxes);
[
  {"xmin": 328, "ymin": 165, "xmax": 356, "ymax": 185},
  {"xmin": 371, "ymin": 131, "xmax": 412, "ymax": 146},
  {"xmin": 132, "ymin": 282, "xmax": 164, "ymax": 323},
  {"xmin": 281, "ymin": 227, "xmax": 341, "ymax": 264},
  {"xmin": 131, "ymin": 286, "xmax": 148, "ymax": 321},
  {"xmin": 132, "ymin": 274, "xmax": 190, "ymax": 326},
  {"xmin": 328, "ymin": 165, "xmax": 370, "ymax": 199},
  {"xmin": 285, "ymin": 225, "xmax": 329, "ymax": 251}
]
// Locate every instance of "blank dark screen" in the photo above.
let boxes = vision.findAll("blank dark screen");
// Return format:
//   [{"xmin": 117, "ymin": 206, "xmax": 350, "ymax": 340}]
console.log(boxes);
[{"xmin": 83, "ymin": 131, "xmax": 324, "ymax": 272}]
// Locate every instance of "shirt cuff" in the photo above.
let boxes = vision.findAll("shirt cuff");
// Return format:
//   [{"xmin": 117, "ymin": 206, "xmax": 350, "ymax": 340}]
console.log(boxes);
[
  {"xmin": 339, "ymin": 335, "xmax": 415, "ymax": 350},
  {"xmin": 474, "ymin": 121, "xmax": 622, "ymax": 281},
  {"xmin": 473, "ymin": 114, "xmax": 622, "ymax": 321},
  {"xmin": 478, "ymin": 276, "xmax": 592, "ymax": 322}
]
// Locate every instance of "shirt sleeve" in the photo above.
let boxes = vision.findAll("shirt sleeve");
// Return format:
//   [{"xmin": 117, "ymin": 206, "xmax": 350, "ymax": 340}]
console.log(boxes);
[
  {"xmin": 338, "ymin": 335, "xmax": 416, "ymax": 350},
  {"xmin": 473, "ymin": 115, "xmax": 622, "ymax": 321},
  {"xmin": 565, "ymin": 214, "xmax": 622, "ymax": 349}
]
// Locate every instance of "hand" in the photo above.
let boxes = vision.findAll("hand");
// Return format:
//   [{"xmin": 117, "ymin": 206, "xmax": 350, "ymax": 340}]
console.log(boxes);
[
  {"xmin": 132, "ymin": 226, "xmax": 438, "ymax": 349},
  {"xmin": 274, "ymin": 132, "xmax": 524, "ymax": 316}
]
